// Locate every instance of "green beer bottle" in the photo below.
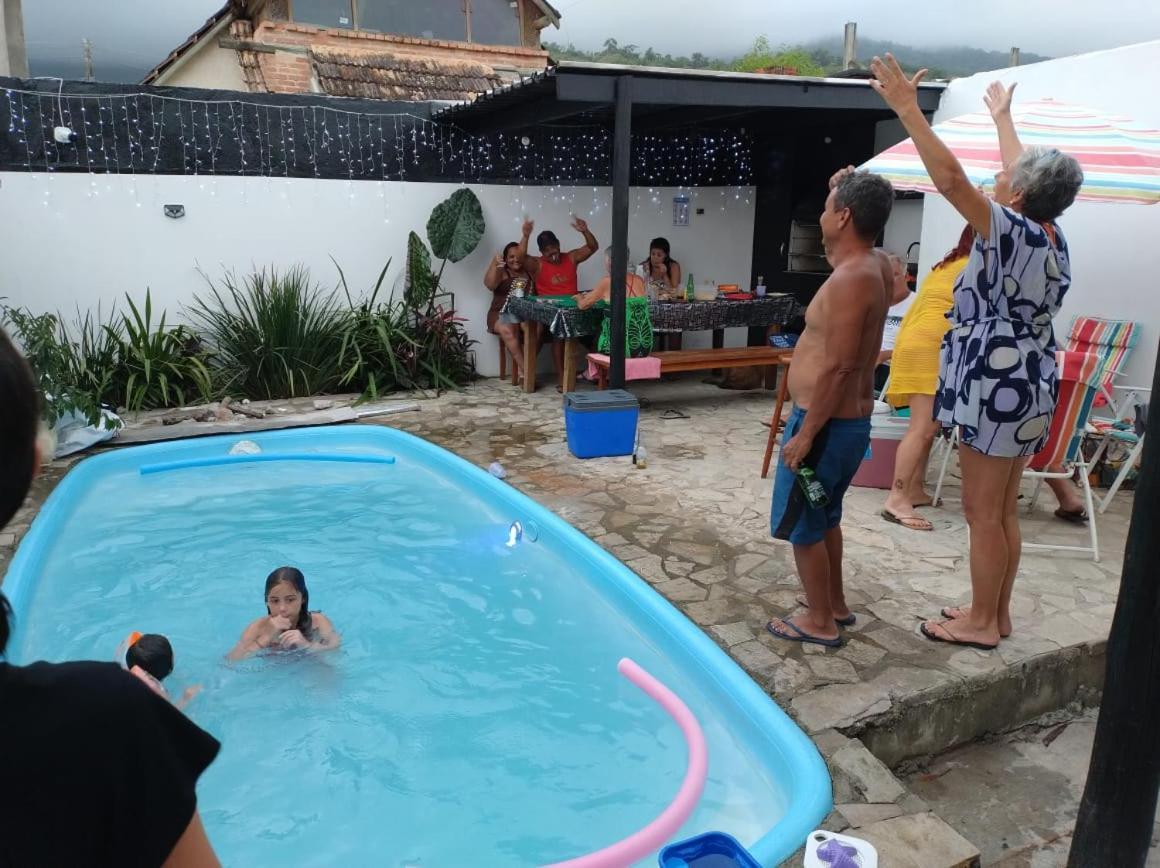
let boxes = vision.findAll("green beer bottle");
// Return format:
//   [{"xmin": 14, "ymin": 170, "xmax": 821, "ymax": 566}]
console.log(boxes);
[
  {"xmin": 685, "ymin": 272, "xmax": 695, "ymax": 302},
  {"xmin": 796, "ymin": 466, "xmax": 830, "ymax": 508}
]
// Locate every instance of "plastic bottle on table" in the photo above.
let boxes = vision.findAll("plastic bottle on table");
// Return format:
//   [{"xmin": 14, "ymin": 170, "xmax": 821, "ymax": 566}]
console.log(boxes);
[{"xmin": 755, "ymin": 275, "xmax": 767, "ymax": 298}]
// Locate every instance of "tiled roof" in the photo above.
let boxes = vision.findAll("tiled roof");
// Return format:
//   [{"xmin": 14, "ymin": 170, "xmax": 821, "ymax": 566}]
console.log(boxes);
[{"xmin": 310, "ymin": 47, "xmax": 504, "ymax": 101}]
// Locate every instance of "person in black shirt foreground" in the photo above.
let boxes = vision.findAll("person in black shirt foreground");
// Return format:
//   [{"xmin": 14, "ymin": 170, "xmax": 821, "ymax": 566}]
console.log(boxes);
[{"xmin": 0, "ymin": 327, "xmax": 222, "ymax": 868}]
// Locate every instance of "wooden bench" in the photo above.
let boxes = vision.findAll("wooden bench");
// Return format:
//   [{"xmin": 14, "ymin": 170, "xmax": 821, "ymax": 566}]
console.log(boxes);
[{"xmin": 589, "ymin": 346, "xmax": 792, "ymax": 390}]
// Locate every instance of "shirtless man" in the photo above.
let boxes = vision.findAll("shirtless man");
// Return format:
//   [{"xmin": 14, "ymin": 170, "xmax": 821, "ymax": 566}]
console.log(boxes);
[{"xmin": 767, "ymin": 167, "xmax": 895, "ymax": 647}]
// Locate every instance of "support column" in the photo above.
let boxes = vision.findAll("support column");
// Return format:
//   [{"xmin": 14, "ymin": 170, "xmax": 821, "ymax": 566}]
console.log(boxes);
[
  {"xmin": 609, "ymin": 75, "xmax": 633, "ymax": 390},
  {"xmin": 1069, "ymin": 339, "xmax": 1160, "ymax": 865},
  {"xmin": 0, "ymin": 0, "xmax": 29, "ymax": 79}
]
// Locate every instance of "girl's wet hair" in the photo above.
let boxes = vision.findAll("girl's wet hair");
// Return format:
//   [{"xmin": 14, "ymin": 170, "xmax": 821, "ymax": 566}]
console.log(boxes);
[
  {"xmin": 265, "ymin": 566, "xmax": 313, "ymax": 638},
  {"xmin": 125, "ymin": 634, "xmax": 175, "ymax": 681}
]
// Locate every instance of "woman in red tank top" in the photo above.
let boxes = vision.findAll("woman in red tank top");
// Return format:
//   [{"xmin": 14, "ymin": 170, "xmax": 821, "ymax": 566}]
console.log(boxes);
[{"xmin": 516, "ymin": 216, "xmax": 600, "ymax": 388}]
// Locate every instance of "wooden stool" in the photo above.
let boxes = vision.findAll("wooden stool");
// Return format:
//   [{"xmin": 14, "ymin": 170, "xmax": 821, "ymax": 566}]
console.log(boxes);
[
  {"xmin": 760, "ymin": 357, "xmax": 792, "ymax": 479},
  {"xmin": 497, "ymin": 335, "xmax": 520, "ymax": 386}
]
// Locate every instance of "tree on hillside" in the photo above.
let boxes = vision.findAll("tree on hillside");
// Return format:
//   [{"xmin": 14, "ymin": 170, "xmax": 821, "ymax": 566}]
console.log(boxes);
[{"xmin": 731, "ymin": 37, "xmax": 827, "ymax": 75}]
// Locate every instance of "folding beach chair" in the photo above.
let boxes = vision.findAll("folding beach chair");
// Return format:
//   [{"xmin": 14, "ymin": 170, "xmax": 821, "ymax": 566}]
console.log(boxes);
[
  {"xmin": 1064, "ymin": 316, "xmax": 1139, "ymax": 414},
  {"xmin": 1023, "ymin": 350, "xmax": 1104, "ymax": 561}
]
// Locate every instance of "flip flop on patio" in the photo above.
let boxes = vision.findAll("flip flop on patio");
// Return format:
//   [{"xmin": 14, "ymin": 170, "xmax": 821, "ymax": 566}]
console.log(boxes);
[
  {"xmin": 1054, "ymin": 506, "xmax": 1089, "ymax": 523},
  {"xmin": 881, "ymin": 509, "xmax": 933, "ymax": 531},
  {"xmin": 919, "ymin": 619, "xmax": 998, "ymax": 651},
  {"xmin": 766, "ymin": 617, "xmax": 843, "ymax": 648},
  {"xmin": 794, "ymin": 595, "xmax": 856, "ymax": 627},
  {"xmin": 940, "ymin": 605, "xmax": 1011, "ymax": 638}
]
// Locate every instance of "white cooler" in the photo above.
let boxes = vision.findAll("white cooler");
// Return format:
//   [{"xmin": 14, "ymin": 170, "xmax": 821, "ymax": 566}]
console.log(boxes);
[{"xmin": 851, "ymin": 412, "xmax": 910, "ymax": 489}]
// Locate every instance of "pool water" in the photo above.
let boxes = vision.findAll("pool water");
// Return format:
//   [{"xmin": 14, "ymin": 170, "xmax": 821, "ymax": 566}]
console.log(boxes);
[{"xmin": 5, "ymin": 427, "xmax": 829, "ymax": 866}]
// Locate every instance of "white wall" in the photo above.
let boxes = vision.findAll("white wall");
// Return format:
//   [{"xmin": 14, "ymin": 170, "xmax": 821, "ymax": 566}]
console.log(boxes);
[
  {"xmin": 161, "ymin": 40, "xmax": 249, "ymax": 92},
  {"xmin": 0, "ymin": 174, "xmax": 755, "ymax": 376},
  {"xmin": 914, "ymin": 40, "xmax": 1160, "ymax": 389},
  {"xmin": 882, "ymin": 199, "xmax": 923, "ymax": 262}
]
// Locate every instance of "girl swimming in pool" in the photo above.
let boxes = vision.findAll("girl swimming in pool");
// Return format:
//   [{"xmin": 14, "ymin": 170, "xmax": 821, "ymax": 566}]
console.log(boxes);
[{"xmin": 228, "ymin": 566, "xmax": 340, "ymax": 660}]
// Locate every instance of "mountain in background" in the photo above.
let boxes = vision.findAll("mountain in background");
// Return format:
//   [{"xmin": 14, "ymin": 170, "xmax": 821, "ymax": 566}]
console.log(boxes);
[
  {"xmin": 803, "ymin": 35, "xmax": 1051, "ymax": 78},
  {"xmin": 29, "ymin": 56, "xmax": 147, "ymax": 83},
  {"xmin": 546, "ymin": 35, "xmax": 1052, "ymax": 79}
]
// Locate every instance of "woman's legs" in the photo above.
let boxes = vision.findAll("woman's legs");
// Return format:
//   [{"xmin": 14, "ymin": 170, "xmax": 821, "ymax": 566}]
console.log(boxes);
[
  {"xmin": 494, "ymin": 323, "xmax": 523, "ymax": 367},
  {"xmin": 925, "ymin": 444, "xmax": 1022, "ymax": 647},
  {"xmin": 942, "ymin": 453, "xmax": 1029, "ymax": 638},
  {"xmin": 883, "ymin": 395, "xmax": 939, "ymax": 525}
]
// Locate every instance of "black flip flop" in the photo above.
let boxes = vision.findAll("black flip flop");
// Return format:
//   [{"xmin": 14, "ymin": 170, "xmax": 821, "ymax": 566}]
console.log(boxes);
[
  {"xmin": 795, "ymin": 595, "xmax": 856, "ymax": 627},
  {"xmin": 919, "ymin": 620, "xmax": 997, "ymax": 651},
  {"xmin": 661, "ymin": 409, "xmax": 689, "ymax": 420},
  {"xmin": 1054, "ymin": 506, "xmax": 1089, "ymax": 524},
  {"xmin": 881, "ymin": 510, "xmax": 933, "ymax": 532},
  {"xmin": 766, "ymin": 618, "xmax": 843, "ymax": 648}
]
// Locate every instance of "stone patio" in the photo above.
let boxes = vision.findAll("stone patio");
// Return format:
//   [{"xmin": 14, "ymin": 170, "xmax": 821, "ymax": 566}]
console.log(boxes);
[{"xmin": 0, "ymin": 375, "xmax": 1135, "ymax": 864}]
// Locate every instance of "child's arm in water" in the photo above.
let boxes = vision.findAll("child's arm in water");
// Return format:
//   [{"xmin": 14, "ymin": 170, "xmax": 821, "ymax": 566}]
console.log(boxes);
[
  {"xmin": 277, "ymin": 613, "xmax": 341, "ymax": 652},
  {"xmin": 226, "ymin": 616, "xmax": 284, "ymax": 661},
  {"xmin": 175, "ymin": 685, "xmax": 202, "ymax": 711}
]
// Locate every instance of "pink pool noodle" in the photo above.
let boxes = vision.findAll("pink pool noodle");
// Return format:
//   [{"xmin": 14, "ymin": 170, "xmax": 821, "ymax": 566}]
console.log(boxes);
[{"xmin": 545, "ymin": 657, "xmax": 709, "ymax": 868}]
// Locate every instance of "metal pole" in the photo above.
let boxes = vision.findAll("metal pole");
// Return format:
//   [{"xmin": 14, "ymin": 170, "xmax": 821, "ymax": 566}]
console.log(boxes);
[
  {"xmin": 609, "ymin": 75, "xmax": 632, "ymax": 390},
  {"xmin": 1069, "ymin": 339, "xmax": 1160, "ymax": 865},
  {"xmin": 842, "ymin": 22, "xmax": 857, "ymax": 70}
]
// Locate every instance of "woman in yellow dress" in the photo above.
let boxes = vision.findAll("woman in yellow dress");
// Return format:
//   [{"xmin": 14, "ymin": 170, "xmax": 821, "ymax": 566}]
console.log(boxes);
[{"xmin": 881, "ymin": 225, "xmax": 973, "ymax": 530}]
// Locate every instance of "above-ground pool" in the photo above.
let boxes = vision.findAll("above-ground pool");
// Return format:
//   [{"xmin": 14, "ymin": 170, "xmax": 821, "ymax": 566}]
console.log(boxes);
[{"xmin": 4, "ymin": 426, "xmax": 830, "ymax": 866}]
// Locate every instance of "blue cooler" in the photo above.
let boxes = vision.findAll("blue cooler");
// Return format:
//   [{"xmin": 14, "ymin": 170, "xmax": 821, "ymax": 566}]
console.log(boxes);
[
  {"xmin": 658, "ymin": 832, "xmax": 762, "ymax": 867},
  {"xmin": 563, "ymin": 390, "xmax": 639, "ymax": 458}
]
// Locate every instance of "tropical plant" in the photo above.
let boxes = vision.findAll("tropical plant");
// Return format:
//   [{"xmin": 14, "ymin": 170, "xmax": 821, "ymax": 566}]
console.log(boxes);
[
  {"xmin": 191, "ymin": 266, "xmax": 349, "ymax": 400},
  {"xmin": 113, "ymin": 291, "xmax": 214, "ymax": 411}
]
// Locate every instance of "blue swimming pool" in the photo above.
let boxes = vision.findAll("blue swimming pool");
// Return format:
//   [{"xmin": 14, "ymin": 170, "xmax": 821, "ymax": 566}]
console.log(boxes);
[{"xmin": 3, "ymin": 426, "xmax": 830, "ymax": 866}]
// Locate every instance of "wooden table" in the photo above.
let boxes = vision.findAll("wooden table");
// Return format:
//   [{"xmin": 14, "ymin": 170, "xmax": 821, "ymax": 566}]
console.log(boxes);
[{"xmin": 501, "ymin": 294, "xmax": 803, "ymax": 394}]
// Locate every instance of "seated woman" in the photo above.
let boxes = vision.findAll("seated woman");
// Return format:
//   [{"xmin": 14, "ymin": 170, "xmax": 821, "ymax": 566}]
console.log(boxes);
[
  {"xmin": 577, "ymin": 248, "xmax": 646, "ymax": 310},
  {"xmin": 641, "ymin": 237, "xmax": 682, "ymax": 296},
  {"xmin": 880, "ymin": 227, "xmax": 973, "ymax": 530},
  {"xmin": 483, "ymin": 241, "xmax": 533, "ymax": 372},
  {"xmin": 579, "ymin": 249, "xmax": 653, "ymax": 361},
  {"xmin": 228, "ymin": 566, "xmax": 340, "ymax": 660},
  {"xmin": 641, "ymin": 237, "xmax": 683, "ymax": 349}
]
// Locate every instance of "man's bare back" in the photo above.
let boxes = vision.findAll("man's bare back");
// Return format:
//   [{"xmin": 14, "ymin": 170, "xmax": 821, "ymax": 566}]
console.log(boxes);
[{"xmin": 788, "ymin": 250, "xmax": 891, "ymax": 418}]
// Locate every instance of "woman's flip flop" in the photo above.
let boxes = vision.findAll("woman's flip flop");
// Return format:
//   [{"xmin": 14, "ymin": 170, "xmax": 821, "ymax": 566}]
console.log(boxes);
[
  {"xmin": 919, "ymin": 620, "xmax": 997, "ymax": 651},
  {"xmin": 766, "ymin": 618, "xmax": 843, "ymax": 648},
  {"xmin": 881, "ymin": 510, "xmax": 933, "ymax": 532}
]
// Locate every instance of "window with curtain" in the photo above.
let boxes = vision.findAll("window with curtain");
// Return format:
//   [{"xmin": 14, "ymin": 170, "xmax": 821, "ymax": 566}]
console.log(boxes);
[
  {"xmin": 468, "ymin": 0, "xmax": 522, "ymax": 46},
  {"xmin": 291, "ymin": 0, "xmax": 354, "ymax": 29},
  {"xmin": 356, "ymin": 0, "xmax": 467, "ymax": 41}
]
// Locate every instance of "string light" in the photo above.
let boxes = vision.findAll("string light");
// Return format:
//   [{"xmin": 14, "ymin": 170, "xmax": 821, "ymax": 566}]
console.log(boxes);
[{"xmin": 0, "ymin": 87, "xmax": 756, "ymax": 193}]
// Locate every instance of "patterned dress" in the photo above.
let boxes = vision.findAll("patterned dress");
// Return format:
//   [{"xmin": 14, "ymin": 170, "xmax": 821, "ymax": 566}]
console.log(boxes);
[{"xmin": 936, "ymin": 200, "xmax": 1071, "ymax": 457}]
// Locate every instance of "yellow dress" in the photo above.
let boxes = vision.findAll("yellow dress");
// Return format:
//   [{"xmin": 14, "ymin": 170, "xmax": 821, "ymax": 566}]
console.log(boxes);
[{"xmin": 885, "ymin": 257, "xmax": 968, "ymax": 406}]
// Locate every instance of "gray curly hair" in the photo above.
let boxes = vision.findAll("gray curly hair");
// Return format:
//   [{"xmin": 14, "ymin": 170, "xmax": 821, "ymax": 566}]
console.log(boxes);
[{"xmin": 1010, "ymin": 146, "xmax": 1084, "ymax": 223}]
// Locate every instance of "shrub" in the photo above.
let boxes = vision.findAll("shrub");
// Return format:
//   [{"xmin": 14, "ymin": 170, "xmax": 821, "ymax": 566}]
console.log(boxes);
[{"xmin": 191, "ymin": 266, "xmax": 348, "ymax": 400}]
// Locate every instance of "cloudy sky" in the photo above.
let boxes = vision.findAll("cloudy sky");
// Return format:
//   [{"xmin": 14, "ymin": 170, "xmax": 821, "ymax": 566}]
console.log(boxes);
[{"xmin": 22, "ymin": 0, "xmax": 1160, "ymax": 81}]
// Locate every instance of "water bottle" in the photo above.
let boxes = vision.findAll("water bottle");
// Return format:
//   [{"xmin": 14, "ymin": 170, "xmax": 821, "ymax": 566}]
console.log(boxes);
[
  {"xmin": 685, "ymin": 272, "xmax": 695, "ymax": 303},
  {"xmin": 755, "ymin": 274, "xmax": 767, "ymax": 298},
  {"xmin": 488, "ymin": 461, "xmax": 507, "ymax": 479},
  {"xmin": 796, "ymin": 466, "xmax": 830, "ymax": 508}
]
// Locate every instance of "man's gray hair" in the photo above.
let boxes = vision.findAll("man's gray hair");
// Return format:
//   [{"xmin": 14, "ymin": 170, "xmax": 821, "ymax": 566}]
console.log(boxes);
[
  {"xmin": 834, "ymin": 171, "xmax": 895, "ymax": 241},
  {"xmin": 1010, "ymin": 146, "xmax": 1084, "ymax": 223}
]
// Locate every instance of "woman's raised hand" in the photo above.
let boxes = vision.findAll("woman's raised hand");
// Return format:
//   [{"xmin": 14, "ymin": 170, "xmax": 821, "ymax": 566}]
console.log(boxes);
[
  {"xmin": 869, "ymin": 53, "xmax": 928, "ymax": 117},
  {"xmin": 983, "ymin": 80, "xmax": 1017, "ymax": 120}
]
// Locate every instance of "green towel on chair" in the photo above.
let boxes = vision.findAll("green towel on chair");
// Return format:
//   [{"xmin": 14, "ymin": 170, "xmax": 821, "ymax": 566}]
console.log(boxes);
[{"xmin": 597, "ymin": 297, "xmax": 654, "ymax": 358}]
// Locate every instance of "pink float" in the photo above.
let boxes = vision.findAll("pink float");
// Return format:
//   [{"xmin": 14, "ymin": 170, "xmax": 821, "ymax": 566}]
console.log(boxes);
[{"xmin": 546, "ymin": 657, "xmax": 709, "ymax": 868}]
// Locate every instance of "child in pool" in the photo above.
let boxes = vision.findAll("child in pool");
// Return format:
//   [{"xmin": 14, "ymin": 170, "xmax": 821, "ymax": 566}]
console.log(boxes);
[
  {"xmin": 228, "ymin": 566, "xmax": 340, "ymax": 661},
  {"xmin": 122, "ymin": 632, "xmax": 201, "ymax": 710}
]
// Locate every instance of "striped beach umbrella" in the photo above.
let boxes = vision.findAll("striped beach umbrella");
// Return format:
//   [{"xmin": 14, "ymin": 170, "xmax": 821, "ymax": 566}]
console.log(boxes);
[{"xmin": 862, "ymin": 99, "xmax": 1160, "ymax": 205}]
